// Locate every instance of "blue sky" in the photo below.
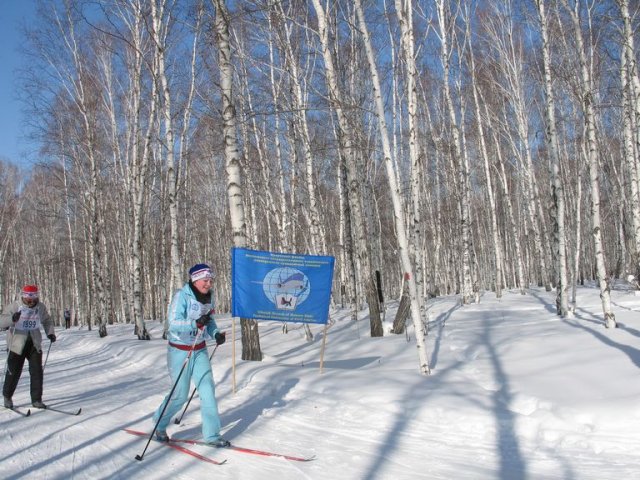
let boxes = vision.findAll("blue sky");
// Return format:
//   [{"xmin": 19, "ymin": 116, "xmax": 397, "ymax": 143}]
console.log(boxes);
[{"xmin": 0, "ymin": 0, "xmax": 36, "ymax": 166}]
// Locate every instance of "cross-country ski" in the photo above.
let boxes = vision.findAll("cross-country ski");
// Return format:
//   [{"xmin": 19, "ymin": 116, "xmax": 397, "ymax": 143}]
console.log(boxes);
[
  {"xmin": 2, "ymin": 406, "xmax": 31, "ymax": 417},
  {"xmin": 41, "ymin": 405, "xmax": 82, "ymax": 416},
  {"xmin": 2, "ymin": 404, "xmax": 80, "ymax": 416},
  {"xmin": 124, "ymin": 428, "xmax": 226, "ymax": 465},
  {"xmin": 127, "ymin": 428, "xmax": 315, "ymax": 462},
  {"xmin": 173, "ymin": 437, "xmax": 314, "ymax": 462}
]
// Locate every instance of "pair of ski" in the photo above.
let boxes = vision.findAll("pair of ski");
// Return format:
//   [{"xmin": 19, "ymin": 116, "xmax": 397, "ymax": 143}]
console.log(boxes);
[
  {"xmin": 124, "ymin": 428, "xmax": 314, "ymax": 465},
  {"xmin": 4, "ymin": 405, "xmax": 82, "ymax": 417}
]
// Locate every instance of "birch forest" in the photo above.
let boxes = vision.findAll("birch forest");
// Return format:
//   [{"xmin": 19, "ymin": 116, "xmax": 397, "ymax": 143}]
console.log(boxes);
[{"xmin": 1, "ymin": 0, "xmax": 639, "ymax": 366}]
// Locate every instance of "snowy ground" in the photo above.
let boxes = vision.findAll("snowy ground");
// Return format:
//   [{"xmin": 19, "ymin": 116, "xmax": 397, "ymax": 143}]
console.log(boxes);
[{"xmin": 1, "ymin": 284, "xmax": 639, "ymax": 479}]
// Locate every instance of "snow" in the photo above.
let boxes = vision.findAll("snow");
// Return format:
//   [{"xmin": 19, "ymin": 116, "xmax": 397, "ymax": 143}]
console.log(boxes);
[{"xmin": 2, "ymin": 284, "xmax": 640, "ymax": 479}]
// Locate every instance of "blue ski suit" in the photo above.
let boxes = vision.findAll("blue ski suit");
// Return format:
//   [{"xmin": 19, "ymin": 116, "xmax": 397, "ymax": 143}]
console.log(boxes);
[{"xmin": 153, "ymin": 283, "xmax": 223, "ymax": 442}]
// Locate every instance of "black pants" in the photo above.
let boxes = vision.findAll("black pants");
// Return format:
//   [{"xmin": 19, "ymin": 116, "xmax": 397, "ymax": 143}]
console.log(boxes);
[{"xmin": 3, "ymin": 336, "xmax": 43, "ymax": 402}]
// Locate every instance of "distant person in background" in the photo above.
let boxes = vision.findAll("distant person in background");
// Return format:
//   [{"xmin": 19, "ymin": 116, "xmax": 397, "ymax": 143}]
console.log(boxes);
[
  {"xmin": 0, "ymin": 285, "xmax": 56, "ymax": 409},
  {"xmin": 152, "ymin": 263, "xmax": 229, "ymax": 446},
  {"xmin": 64, "ymin": 308, "xmax": 71, "ymax": 329}
]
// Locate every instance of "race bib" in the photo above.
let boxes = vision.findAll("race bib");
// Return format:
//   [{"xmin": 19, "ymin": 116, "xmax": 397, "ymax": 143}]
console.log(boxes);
[{"xmin": 15, "ymin": 307, "xmax": 41, "ymax": 331}]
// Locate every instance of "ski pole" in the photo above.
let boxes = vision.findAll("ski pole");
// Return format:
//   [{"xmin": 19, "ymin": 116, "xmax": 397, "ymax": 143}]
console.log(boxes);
[
  {"xmin": 174, "ymin": 344, "xmax": 219, "ymax": 425},
  {"xmin": 42, "ymin": 340, "xmax": 53, "ymax": 372},
  {"xmin": 135, "ymin": 330, "xmax": 203, "ymax": 461}
]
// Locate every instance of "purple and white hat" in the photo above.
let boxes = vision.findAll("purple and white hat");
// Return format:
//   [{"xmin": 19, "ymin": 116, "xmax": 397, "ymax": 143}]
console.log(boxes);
[{"xmin": 189, "ymin": 263, "xmax": 213, "ymax": 282}]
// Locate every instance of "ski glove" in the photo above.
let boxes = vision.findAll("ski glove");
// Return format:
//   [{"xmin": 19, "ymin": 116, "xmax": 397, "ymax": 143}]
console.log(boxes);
[
  {"xmin": 215, "ymin": 332, "xmax": 226, "ymax": 345},
  {"xmin": 48, "ymin": 334, "xmax": 56, "ymax": 343},
  {"xmin": 196, "ymin": 314, "xmax": 210, "ymax": 329},
  {"xmin": 12, "ymin": 312, "xmax": 21, "ymax": 322}
]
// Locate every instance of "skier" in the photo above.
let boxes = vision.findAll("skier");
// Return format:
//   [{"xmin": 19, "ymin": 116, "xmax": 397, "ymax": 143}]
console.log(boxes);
[
  {"xmin": 1, "ymin": 284, "xmax": 56, "ymax": 409},
  {"xmin": 152, "ymin": 263, "xmax": 229, "ymax": 447},
  {"xmin": 64, "ymin": 308, "xmax": 71, "ymax": 329}
]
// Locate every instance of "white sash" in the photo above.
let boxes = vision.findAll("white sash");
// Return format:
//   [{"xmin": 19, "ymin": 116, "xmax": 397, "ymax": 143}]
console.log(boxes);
[{"xmin": 170, "ymin": 300, "xmax": 213, "ymax": 344}]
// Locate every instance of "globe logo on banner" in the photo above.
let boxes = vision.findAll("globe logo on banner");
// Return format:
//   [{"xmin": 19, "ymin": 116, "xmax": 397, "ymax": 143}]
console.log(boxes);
[{"xmin": 263, "ymin": 267, "xmax": 310, "ymax": 311}]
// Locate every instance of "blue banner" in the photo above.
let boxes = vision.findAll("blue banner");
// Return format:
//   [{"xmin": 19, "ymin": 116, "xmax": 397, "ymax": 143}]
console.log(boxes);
[{"xmin": 232, "ymin": 247, "xmax": 335, "ymax": 324}]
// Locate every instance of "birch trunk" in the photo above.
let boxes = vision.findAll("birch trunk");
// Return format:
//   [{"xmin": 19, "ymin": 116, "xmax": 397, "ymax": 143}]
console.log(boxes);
[
  {"xmin": 238, "ymin": 96, "xmax": 259, "ymax": 248},
  {"xmin": 83, "ymin": 226, "xmax": 92, "ymax": 330},
  {"xmin": 311, "ymin": 0, "xmax": 384, "ymax": 339},
  {"xmin": 435, "ymin": 0, "xmax": 474, "ymax": 304},
  {"xmin": 152, "ymin": 0, "xmax": 189, "ymax": 298},
  {"xmin": 617, "ymin": 0, "xmax": 640, "ymax": 285},
  {"xmin": 266, "ymin": 13, "xmax": 291, "ymax": 252},
  {"xmin": 166, "ymin": 2, "xmax": 203, "ymax": 336},
  {"xmin": 572, "ymin": 147, "xmax": 584, "ymax": 311},
  {"xmin": 54, "ymin": 6, "xmax": 109, "ymax": 335},
  {"xmin": 619, "ymin": 0, "xmax": 640, "ymax": 218},
  {"xmin": 488, "ymin": 101, "xmax": 527, "ymax": 293},
  {"xmin": 212, "ymin": 0, "xmax": 262, "ymax": 359},
  {"xmin": 61, "ymin": 149, "xmax": 82, "ymax": 327},
  {"xmin": 395, "ymin": 0, "xmax": 425, "ymax": 303},
  {"xmin": 235, "ymin": 38, "xmax": 279, "ymax": 252},
  {"xmin": 422, "ymin": 105, "xmax": 444, "ymax": 296},
  {"xmin": 131, "ymin": 2, "xmax": 155, "ymax": 340},
  {"xmin": 484, "ymin": 1, "xmax": 551, "ymax": 290},
  {"xmin": 351, "ymin": 0, "xmax": 429, "ymax": 371},
  {"xmin": 275, "ymin": 1, "xmax": 326, "ymax": 257},
  {"xmin": 535, "ymin": 0, "xmax": 569, "ymax": 316},
  {"xmin": 467, "ymin": 16, "xmax": 503, "ymax": 298},
  {"xmin": 562, "ymin": 0, "xmax": 616, "ymax": 327},
  {"xmin": 344, "ymin": 7, "xmax": 382, "ymax": 330}
]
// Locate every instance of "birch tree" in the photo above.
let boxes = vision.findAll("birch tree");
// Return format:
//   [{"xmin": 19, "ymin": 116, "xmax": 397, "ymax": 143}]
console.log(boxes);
[
  {"xmin": 466, "ymin": 8, "xmax": 503, "ymax": 298},
  {"xmin": 0, "ymin": 162, "xmax": 23, "ymax": 308},
  {"xmin": 535, "ymin": 0, "xmax": 569, "ymax": 316},
  {"xmin": 561, "ymin": 0, "xmax": 616, "ymax": 327},
  {"xmin": 126, "ymin": 0, "xmax": 156, "ymax": 340},
  {"xmin": 435, "ymin": 0, "xmax": 475, "ymax": 304},
  {"xmin": 351, "ymin": 0, "xmax": 430, "ymax": 372},
  {"xmin": 482, "ymin": 0, "xmax": 551, "ymax": 291},
  {"xmin": 310, "ymin": 0, "xmax": 384, "ymax": 338},
  {"xmin": 58, "ymin": 135, "xmax": 83, "ymax": 326},
  {"xmin": 211, "ymin": 0, "xmax": 262, "ymax": 360},
  {"xmin": 616, "ymin": 0, "xmax": 640, "ymax": 286},
  {"xmin": 394, "ymin": 0, "xmax": 426, "ymax": 302},
  {"xmin": 274, "ymin": 1, "xmax": 326, "ymax": 257},
  {"xmin": 51, "ymin": 5, "xmax": 110, "ymax": 335},
  {"xmin": 485, "ymin": 96, "xmax": 527, "ymax": 294},
  {"xmin": 266, "ymin": 10, "xmax": 292, "ymax": 253},
  {"xmin": 151, "ymin": 0, "xmax": 203, "ymax": 337},
  {"xmin": 151, "ymin": 0, "xmax": 181, "ymax": 298}
]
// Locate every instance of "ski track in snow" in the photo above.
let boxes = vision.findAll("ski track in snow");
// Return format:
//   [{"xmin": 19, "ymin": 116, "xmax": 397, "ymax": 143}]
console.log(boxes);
[{"xmin": 1, "ymin": 285, "xmax": 640, "ymax": 479}]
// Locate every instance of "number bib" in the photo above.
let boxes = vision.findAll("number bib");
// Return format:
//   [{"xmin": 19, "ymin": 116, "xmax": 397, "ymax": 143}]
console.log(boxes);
[{"xmin": 15, "ymin": 307, "xmax": 41, "ymax": 331}]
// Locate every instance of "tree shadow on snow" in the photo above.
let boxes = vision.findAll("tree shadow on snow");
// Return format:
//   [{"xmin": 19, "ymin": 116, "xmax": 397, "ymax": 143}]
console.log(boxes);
[
  {"xmin": 528, "ymin": 289, "xmax": 558, "ymax": 315},
  {"xmin": 175, "ymin": 378, "xmax": 299, "ymax": 442},
  {"xmin": 428, "ymin": 303, "xmax": 461, "ymax": 370},
  {"xmin": 303, "ymin": 356, "xmax": 381, "ymax": 369},
  {"xmin": 615, "ymin": 323, "xmax": 640, "ymax": 339},
  {"xmin": 563, "ymin": 317, "xmax": 640, "ymax": 368},
  {"xmin": 480, "ymin": 317, "xmax": 528, "ymax": 480},
  {"xmin": 360, "ymin": 315, "xmax": 544, "ymax": 480}
]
